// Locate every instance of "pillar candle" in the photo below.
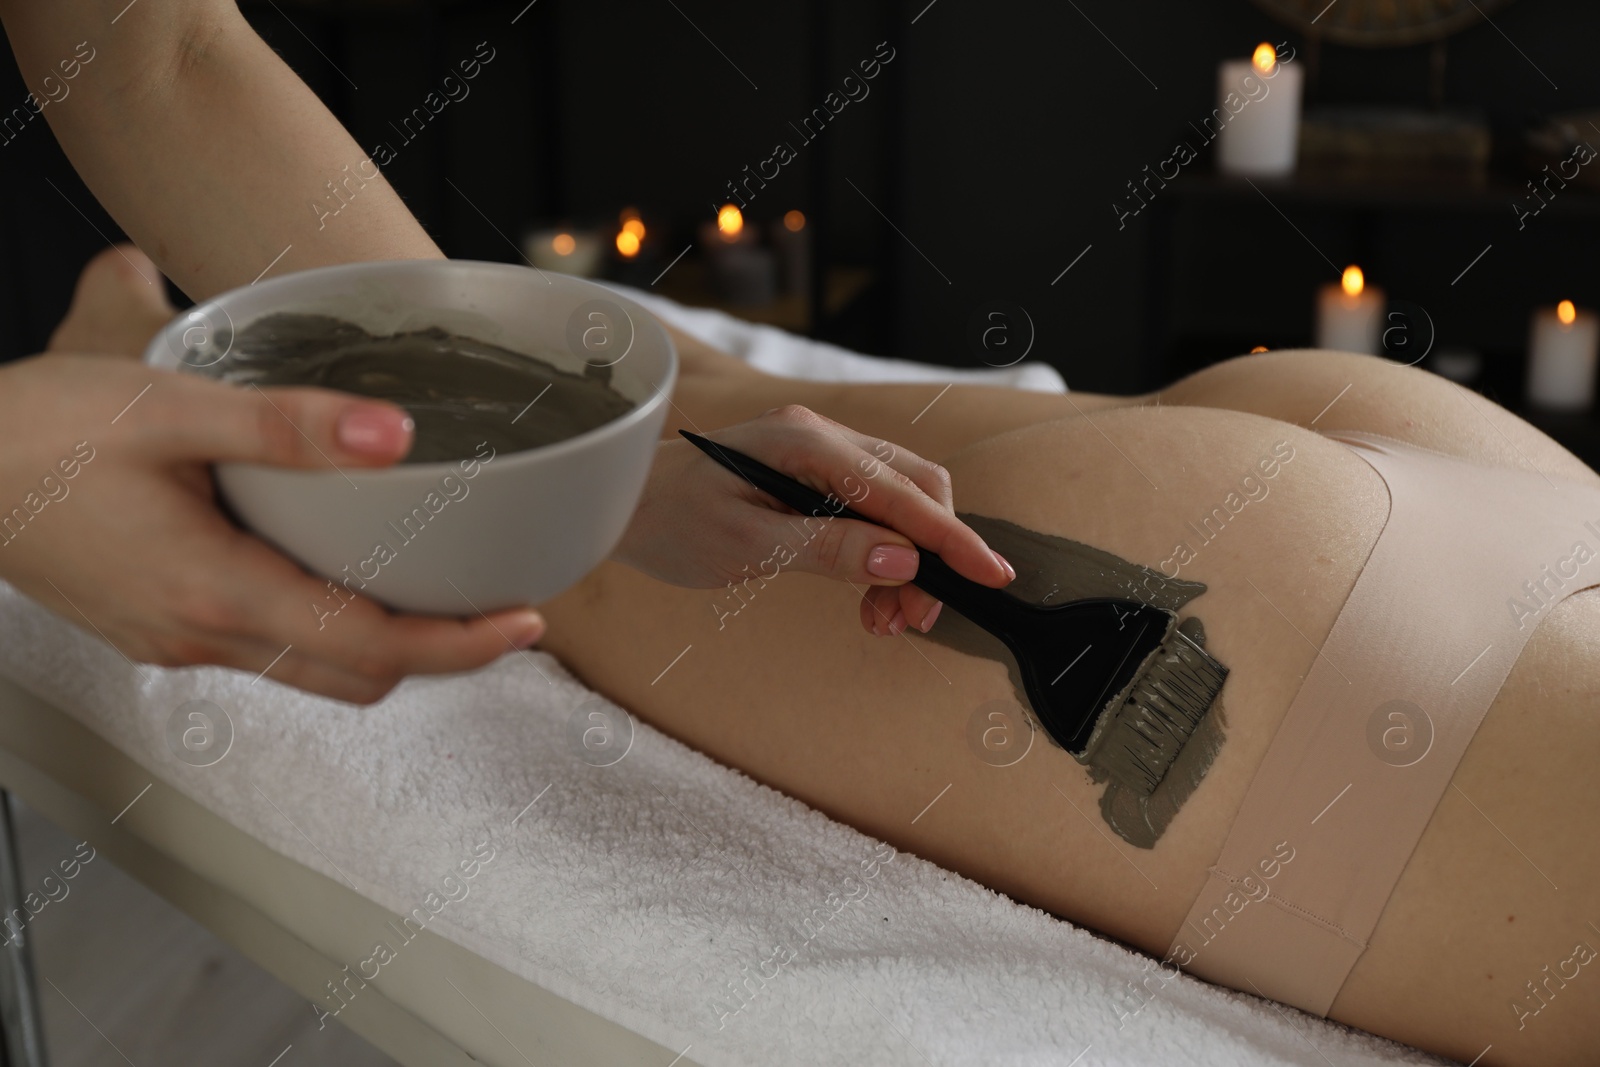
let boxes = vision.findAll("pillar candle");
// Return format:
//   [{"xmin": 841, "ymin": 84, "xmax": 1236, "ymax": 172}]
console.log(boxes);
[
  {"xmin": 1315, "ymin": 266, "xmax": 1385, "ymax": 355},
  {"xmin": 697, "ymin": 204, "xmax": 774, "ymax": 304},
  {"xmin": 1217, "ymin": 44, "xmax": 1303, "ymax": 178},
  {"xmin": 1528, "ymin": 300, "xmax": 1599, "ymax": 410},
  {"xmin": 525, "ymin": 229, "xmax": 604, "ymax": 277},
  {"xmin": 771, "ymin": 210, "xmax": 811, "ymax": 297}
]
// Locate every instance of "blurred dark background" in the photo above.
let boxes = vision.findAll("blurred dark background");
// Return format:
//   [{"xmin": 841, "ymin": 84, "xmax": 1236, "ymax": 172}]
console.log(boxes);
[{"xmin": 4, "ymin": 0, "xmax": 1600, "ymax": 447}]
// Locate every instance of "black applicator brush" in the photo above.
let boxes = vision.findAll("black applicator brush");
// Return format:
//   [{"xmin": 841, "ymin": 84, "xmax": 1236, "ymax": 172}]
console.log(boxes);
[{"xmin": 680, "ymin": 430, "xmax": 1228, "ymax": 797}]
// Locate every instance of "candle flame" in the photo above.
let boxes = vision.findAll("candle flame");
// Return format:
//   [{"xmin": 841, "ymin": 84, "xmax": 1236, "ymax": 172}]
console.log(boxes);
[
  {"xmin": 616, "ymin": 230, "xmax": 641, "ymax": 257},
  {"xmin": 1559, "ymin": 299, "xmax": 1577, "ymax": 326},
  {"xmin": 717, "ymin": 204, "xmax": 744, "ymax": 238},
  {"xmin": 1252, "ymin": 43, "xmax": 1277, "ymax": 75},
  {"xmin": 623, "ymin": 218, "xmax": 646, "ymax": 240},
  {"xmin": 1341, "ymin": 265, "xmax": 1365, "ymax": 298},
  {"xmin": 552, "ymin": 233, "xmax": 576, "ymax": 256},
  {"xmin": 1250, "ymin": 345, "xmax": 1269, "ymax": 353},
  {"xmin": 783, "ymin": 209, "xmax": 806, "ymax": 233}
]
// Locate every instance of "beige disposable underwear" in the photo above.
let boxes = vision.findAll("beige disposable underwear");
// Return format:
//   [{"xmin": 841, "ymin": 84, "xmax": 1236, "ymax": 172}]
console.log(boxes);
[{"xmin": 1171, "ymin": 430, "xmax": 1600, "ymax": 1015}]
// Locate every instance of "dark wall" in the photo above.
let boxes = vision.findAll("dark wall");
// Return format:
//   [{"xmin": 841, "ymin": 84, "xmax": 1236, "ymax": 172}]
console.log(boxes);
[
  {"xmin": 3, "ymin": 0, "xmax": 1598, "ymax": 398},
  {"xmin": 0, "ymin": 60, "xmax": 123, "ymax": 358},
  {"xmin": 895, "ymin": 0, "xmax": 1600, "ymax": 392}
]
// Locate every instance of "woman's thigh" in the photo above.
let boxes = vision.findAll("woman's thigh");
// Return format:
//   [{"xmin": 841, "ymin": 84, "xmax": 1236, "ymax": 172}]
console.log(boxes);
[
  {"xmin": 1337, "ymin": 586, "xmax": 1600, "ymax": 1064},
  {"xmin": 540, "ymin": 404, "xmax": 1390, "ymax": 953}
]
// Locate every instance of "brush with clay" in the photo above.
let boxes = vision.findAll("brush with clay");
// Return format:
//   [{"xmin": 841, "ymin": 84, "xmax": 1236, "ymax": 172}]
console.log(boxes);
[{"xmin": 680, "ymin": 429, "xmax": 1229, "ymax": 797}]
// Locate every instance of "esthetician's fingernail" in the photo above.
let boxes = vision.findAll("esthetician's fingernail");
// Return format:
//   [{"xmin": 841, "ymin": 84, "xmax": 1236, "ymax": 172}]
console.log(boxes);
[
  {"xmin": 866, "ymin": 544, "xmax": 919, "ymax": 582},
  {"xmin": 992, "ymin": 550, "xmax": 1017, "ymax": 582},
  {"xmin": 889, "ymin": 608, "xmax": 907, "ymax": 635},
  {"xmin": 919, "ymin": 602, "xmax": 943, "ymax": 632},
  {"xmin": 510, "ymin": 613, "xmax": 546, "ymax": 647},
  {"xmin": 337, "ymin": 405, "xmax": 415, "ymax": 457}
]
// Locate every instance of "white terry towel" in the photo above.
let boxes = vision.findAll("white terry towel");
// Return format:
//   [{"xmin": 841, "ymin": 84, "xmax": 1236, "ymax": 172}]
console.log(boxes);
[
  {"xmin": 0, "ymin": 296, "xmax": 1447, "ymax": 1067},
  {"xmin": 612, "ymin": 284, "xmax": 1072, "ymax": 391}
]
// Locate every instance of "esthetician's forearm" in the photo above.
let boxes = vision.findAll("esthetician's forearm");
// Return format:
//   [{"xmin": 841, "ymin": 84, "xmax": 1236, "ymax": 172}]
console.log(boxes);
[{"xmin": 0, "ymin": 0, "xmax": 442, "ymax": 299}]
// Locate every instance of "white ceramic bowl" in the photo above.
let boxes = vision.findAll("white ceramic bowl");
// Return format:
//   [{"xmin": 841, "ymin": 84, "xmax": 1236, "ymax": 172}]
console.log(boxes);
[{"xmin": 142, "ymin": 260, "xmax": 676, "ymax": 614}]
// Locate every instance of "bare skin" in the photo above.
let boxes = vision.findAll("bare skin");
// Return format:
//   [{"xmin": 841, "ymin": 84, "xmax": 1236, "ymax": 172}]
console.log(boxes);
[
  {"xmin": 1, "ymin": 1, "xmax": 1009, "ymax": 677},
  {"xmin": 553, "ymin": 334, "xmax": 1600, "ymax": 1066},
  {"xmin": 65, "ymin": 238, "xmax": 1599, "ymax": 1065},
  {"xmin": 10, "ymin": 5, "xmax": 1590, "ymax": 1059}
]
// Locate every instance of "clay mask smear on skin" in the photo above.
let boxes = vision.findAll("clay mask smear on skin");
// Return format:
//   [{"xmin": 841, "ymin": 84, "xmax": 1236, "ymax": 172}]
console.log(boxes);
[
  {"xmin": 220, "ymin": 313, "xmax": 634, "ymax": 463},
  {"xmin": 920, "ymin": 513, "xmax": 1228, "ymax": 850}
]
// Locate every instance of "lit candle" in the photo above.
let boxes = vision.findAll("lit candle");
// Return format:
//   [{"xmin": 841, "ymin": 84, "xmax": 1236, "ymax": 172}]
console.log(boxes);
[
  {"xmin": 771, "ymin": 209, "xmax": 811, "ymax": 296},
  {"xmin": 1217, "ymin": 43, "xmax": 1303, "ymax": 177},
  {"xmin": 1527, "ymin": 299, "xmax": 1599, "ymax": 411},
  {"xmin": 698, "ymin": 203, "xmax": 758, "ymax": 253},
  {"xmin": 1315, "ymin": 265, "xmax": 1385, "ymax": 355},
  {"xmin": 615, "ymin": 208, "xmax": 646, "ymax": 260},
  {"xmin": 524, "ymin": 228, "xmax": 604, "ymax": 277},
  {"xmin": 698, "ymin": 205, "xmax": 776, "ymax": 304}
]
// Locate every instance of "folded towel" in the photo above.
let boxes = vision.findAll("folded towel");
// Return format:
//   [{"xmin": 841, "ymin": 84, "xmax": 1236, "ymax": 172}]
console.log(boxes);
[
  {"xmin": 0, "ymin": 301, "xmax": 1445, "ymax": 1067},
  {"xmin": 610, "ymin": 284, "xmax": 1071, "ymax": 392}
]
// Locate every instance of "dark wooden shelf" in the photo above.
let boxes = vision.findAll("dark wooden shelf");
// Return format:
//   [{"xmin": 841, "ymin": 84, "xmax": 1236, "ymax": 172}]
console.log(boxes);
[{"xmin": 1175, "ymin": 166, "xmax": 1600, "ymax": 219}]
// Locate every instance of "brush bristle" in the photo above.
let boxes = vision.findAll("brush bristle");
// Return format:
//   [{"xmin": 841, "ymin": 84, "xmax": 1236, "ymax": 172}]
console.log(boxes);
[{"xmin": 1097, "ymin": 630, "xmax": 1229, "ymax": 796}]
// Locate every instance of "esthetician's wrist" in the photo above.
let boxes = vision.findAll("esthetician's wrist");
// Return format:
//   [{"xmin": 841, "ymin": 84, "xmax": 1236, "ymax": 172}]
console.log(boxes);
[
  {"xmin": 0, "ymin": 357, "xmax": 93, "ymax": 586},
  {"xmin": 0, "ymin": 356, "xmax": 74, "ymax": 476}
]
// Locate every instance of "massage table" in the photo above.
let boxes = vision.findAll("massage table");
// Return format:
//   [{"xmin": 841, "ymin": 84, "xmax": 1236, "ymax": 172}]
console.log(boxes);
[{"xmin": 0, "ymin": 290, "xmax": 1452, "ymax": 1066}]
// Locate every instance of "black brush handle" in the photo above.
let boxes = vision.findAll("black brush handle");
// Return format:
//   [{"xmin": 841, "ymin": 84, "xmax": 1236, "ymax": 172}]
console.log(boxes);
[
  {"xmin": 679, "ymin": 430, "xmax": 1028, "ymax": 633},
  {"xmin": 680, "ymin": 430, "xmax": 1196, "ymax": 765}
]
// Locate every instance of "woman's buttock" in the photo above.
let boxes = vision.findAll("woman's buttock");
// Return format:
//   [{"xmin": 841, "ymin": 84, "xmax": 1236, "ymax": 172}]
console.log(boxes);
[{"xmin": 1145, "ymin": 353, "xmax": 1600, "ymax": 1061}]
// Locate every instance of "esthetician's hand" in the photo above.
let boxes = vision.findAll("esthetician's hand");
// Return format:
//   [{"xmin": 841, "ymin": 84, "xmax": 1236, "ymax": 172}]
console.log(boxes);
[
  {"xmin": 0, "ymin": 354, "xmax": 546, "ymax": 704},
  {"xmin": 611, "ymin": 404, "xmax": 1015, "ymax": 636}
]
